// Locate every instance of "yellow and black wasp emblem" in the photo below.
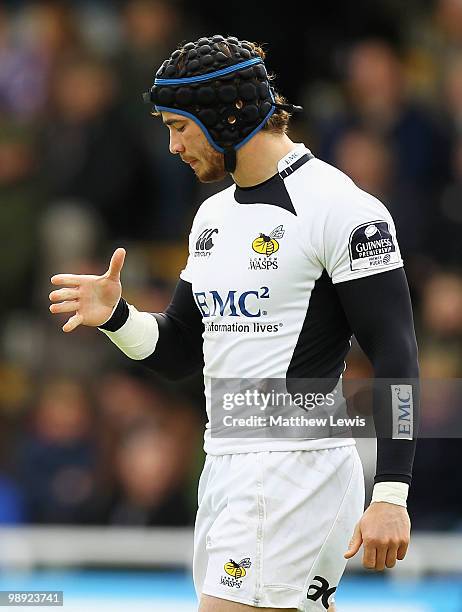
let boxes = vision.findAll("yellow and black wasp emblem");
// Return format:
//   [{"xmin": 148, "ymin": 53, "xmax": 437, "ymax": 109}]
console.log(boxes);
[
  {"xmin": 252, "ymin": 225, "xmax": 285, "ymax": 257},
  {"xmin": 224, "ymin": 557, "xmax": 252, "ymax": 579}
]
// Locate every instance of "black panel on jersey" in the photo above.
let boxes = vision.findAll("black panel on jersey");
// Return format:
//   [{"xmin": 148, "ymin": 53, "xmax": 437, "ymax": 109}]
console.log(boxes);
[
  {"xmin": 335, "ymin": 268, "xmax": 419, "ymax": 485},
  {"xmin": 234, "ymin": 173, "xmax": 296, "ymax": 214},
  {"xmin": 143, "ymin": 279, "xmax": 204, "ymax": 380},
  {"xmin": 234, "ymin": 153, "xmax": 313, "ymax": 214},
  {"xmin": 287, "ymin": 269, "xmax": 352, "ymax": 380}
]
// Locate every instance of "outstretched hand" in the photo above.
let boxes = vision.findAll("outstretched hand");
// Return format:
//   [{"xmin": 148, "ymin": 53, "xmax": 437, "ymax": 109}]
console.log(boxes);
[
  {"xmin": 344, "ymin": 502, "xmax": 410, "ymax": 571},
  {"xmin": 49, "ymin": 248, "xmax": 126, "ymax": 332}
]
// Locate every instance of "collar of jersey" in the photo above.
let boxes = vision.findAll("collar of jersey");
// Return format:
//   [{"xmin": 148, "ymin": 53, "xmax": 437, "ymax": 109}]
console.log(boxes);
[
  {"xmin": 235, "ymin": 172, "xmax": 280, "ymax": 192},
  {"xmin": 234, "ymin": 171, "xmax": 297, "ymax": 214},
  {"xmin": 277, "ymin": 144, "xmax": 311, "ymax": 174},
  {"xmin": 235, "ymin": 144, "xmax": 312, "ymax": 193}
]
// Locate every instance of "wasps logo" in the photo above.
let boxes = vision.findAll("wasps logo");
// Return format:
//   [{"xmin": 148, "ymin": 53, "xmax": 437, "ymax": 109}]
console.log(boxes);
[
  {"xmin": 224, "ymin": 558, "xmax": 252, "ymax": 579},
  {"xmin": 252, "ymin": 225, "xmax": 285, "ymax": 257}
]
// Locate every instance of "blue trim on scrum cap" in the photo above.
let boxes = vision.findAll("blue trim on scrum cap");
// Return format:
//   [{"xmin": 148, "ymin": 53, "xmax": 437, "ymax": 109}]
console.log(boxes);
[
  {"xmin": 235, "ymin": 85, "xmax": 276, "ymax": 150},
  {"xmin": 154, "ymin": 58, "xmax": 262, "ymax": 86},
  {"xmin": 154, "ymin": 106, "xmax": 225, "ymax": 153},
  {"xmin": 235, "ymin": 106, "xmax": 276, "ymax": 150}
]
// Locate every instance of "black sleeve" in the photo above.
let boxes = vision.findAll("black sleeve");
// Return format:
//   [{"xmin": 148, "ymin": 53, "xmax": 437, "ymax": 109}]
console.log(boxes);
[
  {"xmin": 335, "ymin": 268, "xmax": 419, "ymax": 485},
  {"xmin": 100, "ymin": 279, "xmax": 204, "ymax": 380}
]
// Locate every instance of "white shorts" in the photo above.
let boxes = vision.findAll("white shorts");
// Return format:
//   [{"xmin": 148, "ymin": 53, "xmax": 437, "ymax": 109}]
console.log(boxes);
[{"xmin": 193, "ymin": 446, "xmax": 364, "ymax": 610}]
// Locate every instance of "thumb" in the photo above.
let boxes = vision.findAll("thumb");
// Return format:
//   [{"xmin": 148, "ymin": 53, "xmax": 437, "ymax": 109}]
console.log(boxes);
[
  {"xmin": 106, "ymin": 248, "xmax": 126, "ymax": 281},
  {"xmin": 344, "ymin": 522, "xmax": 362, "ymax": 559}
]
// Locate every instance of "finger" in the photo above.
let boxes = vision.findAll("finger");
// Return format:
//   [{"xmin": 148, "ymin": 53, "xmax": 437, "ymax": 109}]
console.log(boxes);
[
  {"xmin": 385, "ymin": 545, "xmax": 399, "ymax": 569},
  {"xmin": 49, "ymin": 288, "xmax": 79, "ymax": 302},
  {"xmin": 344, "ymin": 523, "xmax": 362, "ymax": 559},
  {"xmin": 50, "ymin": 300, "xmax": 79, "ymax": 314},
  {"xmin": 362, "ymin": 544, "xmax": 377, "ymax": 570},
  {"xmin": 375, "ymin": 545, "xmax": 388, "ymax": 571},
  {"xmin": 397, "ymin": 540, "xmax": 409, "ymax": 560},
  {"xmin": 106, "ymin": 248, "xmax": 126, "ymax": 281},
  {"xmin": 62, "ymin": 313, "xmax": 83, "ymax": 333},
  {"xmin": 51, "ymin": 274, "xmax": 81, "ymax": 286}
]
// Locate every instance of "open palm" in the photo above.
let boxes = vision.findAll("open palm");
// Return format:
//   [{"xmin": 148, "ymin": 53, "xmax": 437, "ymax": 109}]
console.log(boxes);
[{"xmin": 49, "ymin": 248, "xmax": 126, "ymax": 332}]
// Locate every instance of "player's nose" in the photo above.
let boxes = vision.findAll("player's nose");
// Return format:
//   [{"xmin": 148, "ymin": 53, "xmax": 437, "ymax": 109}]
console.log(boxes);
[{"xmin": 169, "ymin": 133, "xmax": 185, "ymax": 155}]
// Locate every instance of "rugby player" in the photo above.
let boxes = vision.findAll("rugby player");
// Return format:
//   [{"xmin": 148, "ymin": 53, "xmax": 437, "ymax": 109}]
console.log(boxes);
[{"xmin": 49, "ymin": 36, "xmax": 419, "ymax": 612}]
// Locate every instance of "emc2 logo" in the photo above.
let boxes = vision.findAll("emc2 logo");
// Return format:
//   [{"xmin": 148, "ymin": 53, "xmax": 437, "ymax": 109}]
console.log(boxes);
[{"xmin": 194, "ymin": 287, "xmax": 269, "ymax": 318}]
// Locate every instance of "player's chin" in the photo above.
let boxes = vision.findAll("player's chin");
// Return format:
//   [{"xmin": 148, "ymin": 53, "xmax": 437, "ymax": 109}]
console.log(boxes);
[{"xmin": 196, "ymin": 165, "xmax": 227, "ymax": 183}]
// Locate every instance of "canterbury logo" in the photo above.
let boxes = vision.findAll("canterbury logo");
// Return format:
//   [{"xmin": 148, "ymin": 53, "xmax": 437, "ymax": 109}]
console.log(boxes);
[
  {"xmin": 306, "ymin": 576, "xmax": 337, "ymax": 609},
  {"xmin": 196, "ymin": 228, "xmax": 218, "ymax": 251}
]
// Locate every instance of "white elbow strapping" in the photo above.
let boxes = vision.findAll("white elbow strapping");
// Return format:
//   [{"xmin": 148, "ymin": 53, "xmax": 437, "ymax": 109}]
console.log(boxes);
[{"xmin": 99, "ymin": 304, "xmax": 159, "ymax": 360}]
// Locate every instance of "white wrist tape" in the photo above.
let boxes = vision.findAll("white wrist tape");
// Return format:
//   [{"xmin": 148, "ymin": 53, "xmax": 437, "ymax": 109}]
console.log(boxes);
[
  {"xmin": 371, "ymin": 482, "xmax": 409, "ymax": 507},
  {"xmin": 99, "ymin": 303, "xmax": 159, "ymax": 360}
]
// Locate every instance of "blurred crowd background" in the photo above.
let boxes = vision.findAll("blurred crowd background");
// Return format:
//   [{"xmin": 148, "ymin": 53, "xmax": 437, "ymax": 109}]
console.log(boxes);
[{"xmin": 1, "ymin": 0, "xmax": 461, "ymax": 532}]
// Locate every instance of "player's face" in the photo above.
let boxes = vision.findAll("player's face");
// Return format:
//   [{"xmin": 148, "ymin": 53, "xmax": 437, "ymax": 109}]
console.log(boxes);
[{"xmin": 162, "ymin": 111, "xmax": 226, "ymax": 182}]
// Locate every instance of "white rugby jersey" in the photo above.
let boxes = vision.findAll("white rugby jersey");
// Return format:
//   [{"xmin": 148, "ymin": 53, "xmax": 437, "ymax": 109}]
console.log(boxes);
[{"xmin": 180, "ymin": 144, "xmax": 403, "ymax": 454}]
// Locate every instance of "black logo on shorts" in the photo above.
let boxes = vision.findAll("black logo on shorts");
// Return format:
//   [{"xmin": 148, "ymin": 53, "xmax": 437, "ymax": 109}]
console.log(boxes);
[
  {"xmin": 349, "ymin": 220, "xmax": 397, "ymax": 271},
  {"xmin": 307, "ymin": 576, "xmax": 336, "ymax": 609},
  {"xmin": 195, "ymin": 228, "xmax": 218, "ymax": 257}
]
